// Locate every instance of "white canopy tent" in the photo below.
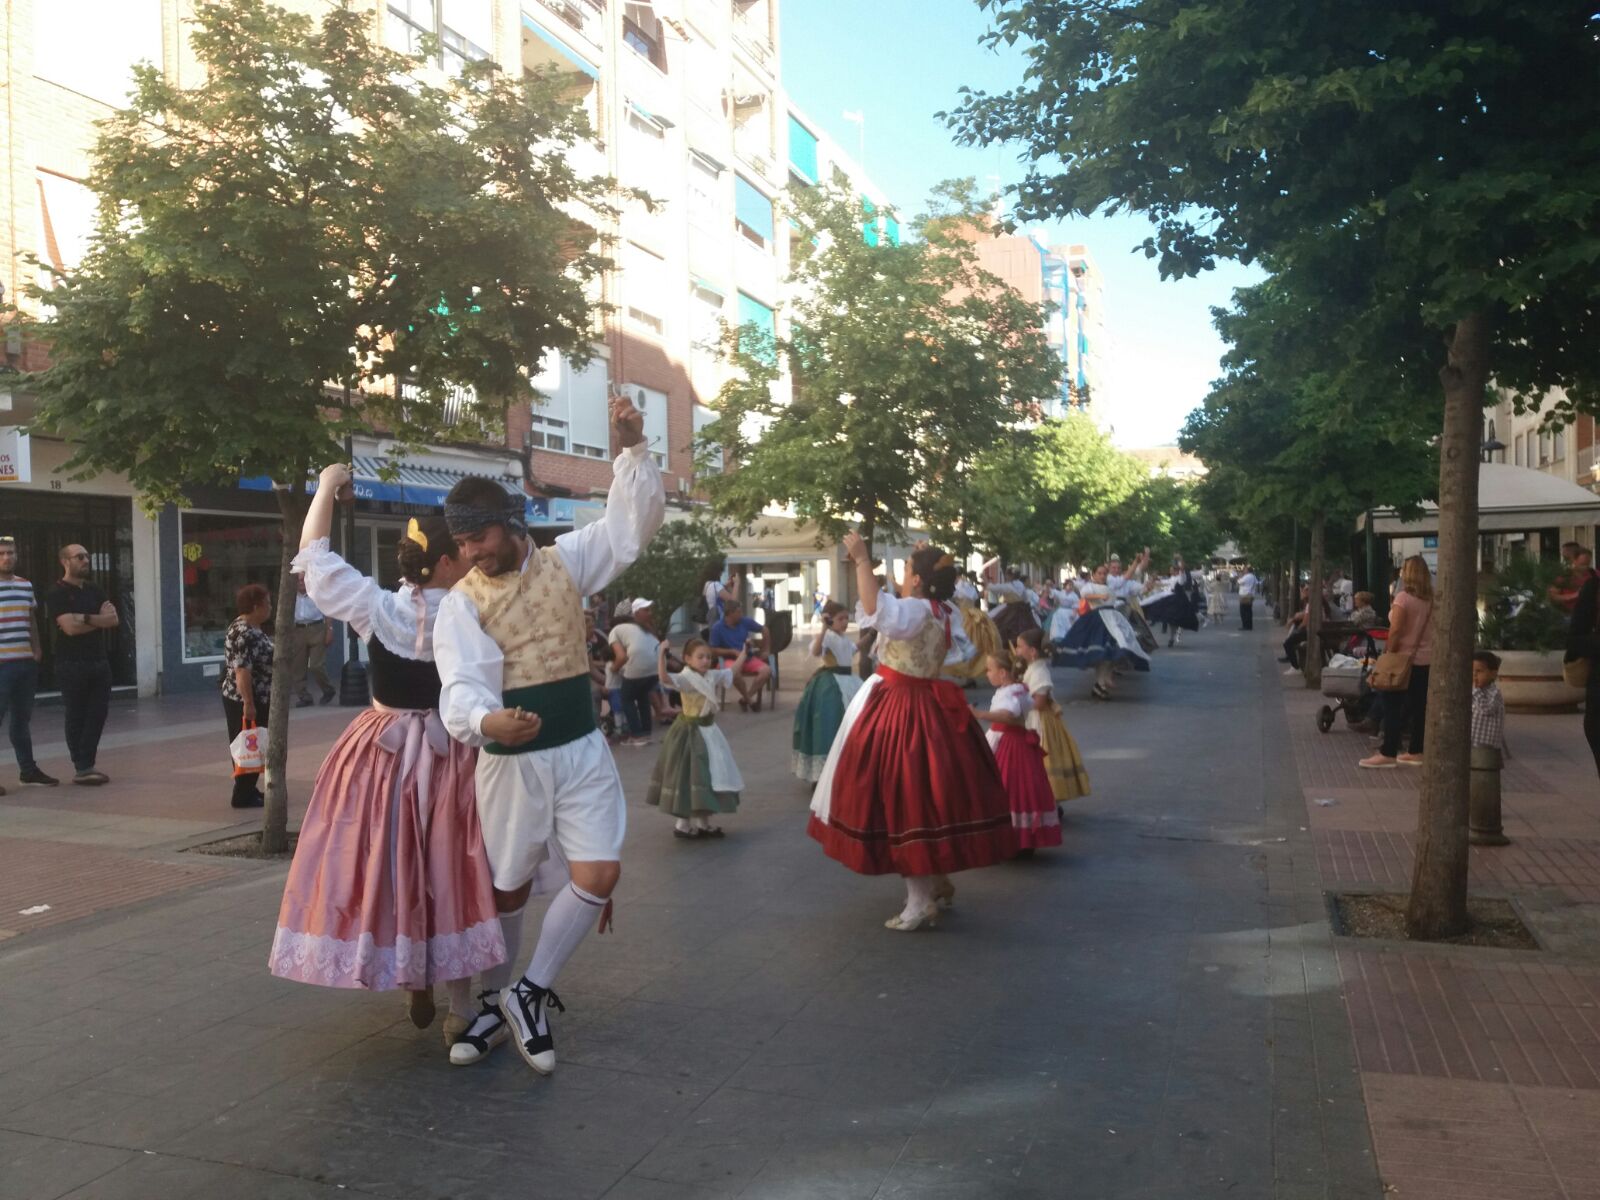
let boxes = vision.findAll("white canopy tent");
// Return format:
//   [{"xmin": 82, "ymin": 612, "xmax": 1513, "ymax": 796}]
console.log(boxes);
[{"xmin": 1360, "ymin": 463, "xmax": 1600, "ymax": 536}]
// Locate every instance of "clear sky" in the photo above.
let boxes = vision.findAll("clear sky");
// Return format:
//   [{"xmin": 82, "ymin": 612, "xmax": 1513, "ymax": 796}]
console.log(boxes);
[{"xmin": 778, "ymin": 0, "xmax": 1261, "ymax": 448}]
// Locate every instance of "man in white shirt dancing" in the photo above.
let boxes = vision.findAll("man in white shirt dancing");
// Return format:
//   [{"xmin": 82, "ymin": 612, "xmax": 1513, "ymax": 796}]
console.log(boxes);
[{"xmin": 434, "ymin": 396, "xmax": 664, "ymax": 1074}]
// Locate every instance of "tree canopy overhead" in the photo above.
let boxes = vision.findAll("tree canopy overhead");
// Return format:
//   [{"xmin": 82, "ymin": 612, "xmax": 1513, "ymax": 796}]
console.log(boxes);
[
  {"xmin": 696, "ymin": 180, "xmax": 1062, "ymax": 551},
  {"xmin": 19, "ymin": 0, "xmax": 626, "ymax": 851},
  {"xmin": 948, "ymin": 0, "xmax": 1600, "ymax": 938},
  {"xmin": 24, "ymin": 0, "xmax": 627, "ymax": 506}
]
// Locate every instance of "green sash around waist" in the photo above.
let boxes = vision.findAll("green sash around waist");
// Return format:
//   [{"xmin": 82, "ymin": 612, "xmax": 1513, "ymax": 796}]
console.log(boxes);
[
  {"xmin": 675, "ymin": 711, "xmax": 716, "ymax": 728},
  {"xmin": 484, "ymin": 674, "xmax": 596, "ymax": 755}
]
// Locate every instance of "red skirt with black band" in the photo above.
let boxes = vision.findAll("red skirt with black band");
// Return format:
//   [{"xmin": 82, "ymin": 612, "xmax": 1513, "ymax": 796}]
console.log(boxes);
[{"xmin": 807, "ymin": 666, "xmax": 1016, "ymax": 875}]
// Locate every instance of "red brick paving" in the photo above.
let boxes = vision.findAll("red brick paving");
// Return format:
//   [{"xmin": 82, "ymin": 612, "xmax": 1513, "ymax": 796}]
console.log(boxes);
[
  {"xmin": 0, "ymin": 837, "xmax": 229, "ymax": 938},
  {"xmin": 1277, "ymin": 657, "xmax": 1600, "ymax": 1199},
  {"xmin": 1362, "ymin": 1075, "xmax": 1600, "ymax": 1200},
  {"xmin": 1315, "ymin": 828, "xmax": 1600, "ymax": 902},
  {"xmin": 1340, "ymin": 949, "xmax": 1600, "ymax": 1089}
]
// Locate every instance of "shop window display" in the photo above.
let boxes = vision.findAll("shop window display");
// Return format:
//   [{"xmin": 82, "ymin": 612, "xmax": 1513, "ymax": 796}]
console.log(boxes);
[{"xmin": 181, "ymin": 512, "xmax": 283, "ymax": 659}]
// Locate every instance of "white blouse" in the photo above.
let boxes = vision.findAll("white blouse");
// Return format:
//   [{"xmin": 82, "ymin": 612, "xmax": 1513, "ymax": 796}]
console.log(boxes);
[
  {"xmin": 985, "ymin": 682, "xmax": 1029, "ymax": 750},
  {"xmin": 856, "ymin": 591, "xmax": 967, "ymax": 643},
  {"xmin": 813, "ymin": 629, "xmax": 857, "ymax": 665},
  {"xmin": 1023, "ymin": 659, "xmax": 1054, "ymax": 698},
  {"xmin": 291, "ymin": 538, "xmax": 444, "ymax": 662},
  {"xmin": 1080, "ymin": 581, "xmax": 1114, "ymax": 608},
  {"xmin": 434, "ymin": 443, "xmax": 666, "ymax": 747},
  {"xmin": 671, "ymin": 666, "xmax": 735, "ymax": 709}
]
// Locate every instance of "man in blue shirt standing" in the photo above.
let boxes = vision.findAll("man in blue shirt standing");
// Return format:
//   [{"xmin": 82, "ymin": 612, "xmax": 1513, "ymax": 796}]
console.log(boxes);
[{"xmin": 708, "ymin": 601, "xmax": 771, "ymax": 712}]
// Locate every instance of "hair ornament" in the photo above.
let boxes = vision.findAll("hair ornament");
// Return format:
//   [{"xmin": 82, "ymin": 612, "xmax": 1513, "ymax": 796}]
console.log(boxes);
[{"xmin": 405, "ymin": 517, "xmax": 429, "ymax": 554}]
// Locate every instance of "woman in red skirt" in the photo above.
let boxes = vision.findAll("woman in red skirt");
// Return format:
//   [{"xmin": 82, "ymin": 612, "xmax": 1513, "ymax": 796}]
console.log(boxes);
[{"xmin": 809, "ymin": 534, "xmax": 1016, "ymax": 930}]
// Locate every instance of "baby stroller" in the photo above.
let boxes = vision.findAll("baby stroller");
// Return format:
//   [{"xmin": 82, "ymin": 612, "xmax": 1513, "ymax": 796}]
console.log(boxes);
[{"xmin": 1316, "ymin": 628, "xmax": 1387, "ymax": 733}]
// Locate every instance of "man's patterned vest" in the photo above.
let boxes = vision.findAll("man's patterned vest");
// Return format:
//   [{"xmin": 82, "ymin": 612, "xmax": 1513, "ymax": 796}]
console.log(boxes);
[{"xmin": 453, "ymin": 544, "xmax": 592, "ymax": 752}]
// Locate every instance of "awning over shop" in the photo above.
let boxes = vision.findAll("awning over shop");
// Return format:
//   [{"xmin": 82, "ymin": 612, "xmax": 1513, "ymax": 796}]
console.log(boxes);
[
  {"xmin": 529, "ymin": 495, "xmax": 604, "ymax": 528},
  {"xmin": 1361, "ymin": 462, "xmax": 1600, "ymax": 536},
  {"xmin": 240, "ymin": 458, "xmax": 530, "ymax": 514}
]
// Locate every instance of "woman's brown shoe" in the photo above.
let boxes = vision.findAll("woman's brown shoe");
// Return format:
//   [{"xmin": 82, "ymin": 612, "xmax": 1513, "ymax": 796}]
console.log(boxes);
[{"xmin": 407, "ymin": 989, "xmax": 437, "ymax": 1030}]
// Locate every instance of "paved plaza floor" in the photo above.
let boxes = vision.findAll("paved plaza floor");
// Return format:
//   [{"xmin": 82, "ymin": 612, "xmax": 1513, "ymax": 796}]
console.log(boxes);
[{"xmin": 1, "ymin": 608, "xmax": 1595, "ymax": 1199}]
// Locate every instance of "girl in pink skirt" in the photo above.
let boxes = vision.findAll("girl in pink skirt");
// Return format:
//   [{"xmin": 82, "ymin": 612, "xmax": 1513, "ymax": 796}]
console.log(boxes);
[{"xmin": 268, "ymin": 463, "xmax": 507, "ymax": 1042}]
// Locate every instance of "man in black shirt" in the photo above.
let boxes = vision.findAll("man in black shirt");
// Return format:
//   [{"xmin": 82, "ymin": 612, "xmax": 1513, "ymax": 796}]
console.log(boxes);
[{"xmin": 45, "ymin": 544, "xmax": 118, "ymax": 785}]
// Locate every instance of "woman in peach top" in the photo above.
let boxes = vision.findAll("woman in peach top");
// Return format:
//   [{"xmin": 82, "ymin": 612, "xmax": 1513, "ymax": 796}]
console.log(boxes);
[{"xmin": 1359, "ymin": 555, "xmax": 1434, "ymax": 769}]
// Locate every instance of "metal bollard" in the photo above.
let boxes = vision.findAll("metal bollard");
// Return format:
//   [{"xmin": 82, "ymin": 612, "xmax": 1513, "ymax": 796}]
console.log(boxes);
[{"xmin": 1468, "ymin": 744, "xmax": 1509, "ymax": 846}]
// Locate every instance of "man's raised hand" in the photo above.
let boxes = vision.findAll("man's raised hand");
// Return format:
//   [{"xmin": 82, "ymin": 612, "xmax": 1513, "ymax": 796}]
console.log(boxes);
[{"xmin": 609, "ymin": 393, "xmax": 646, "ymax": 449}]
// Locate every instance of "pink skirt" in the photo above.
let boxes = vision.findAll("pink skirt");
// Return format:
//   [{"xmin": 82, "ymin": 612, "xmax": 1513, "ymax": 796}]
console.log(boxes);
[
  {"xmin": 268, "ymin": 708, "xmax": 505, "ymax": 990},
  {"xmin": 993, "ymin": 726, "xmax": 1063, "ymax": 850}
]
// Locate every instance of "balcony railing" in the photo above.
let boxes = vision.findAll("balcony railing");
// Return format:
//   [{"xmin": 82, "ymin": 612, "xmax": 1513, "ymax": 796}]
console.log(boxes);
[
  {"xmin": 734, "ymin": 144, "xmax": 774, "ymax": 180},
  {"xmin": 532, "ymin": 0, "xmax": 604, "ymax": 46},
  {"xmin": 400, "ymin": 379, "xmax": 479, "ymax": 427},
  {"xmin": 732, "ymin": 16, "xmax": 775, "ymax": 73}
]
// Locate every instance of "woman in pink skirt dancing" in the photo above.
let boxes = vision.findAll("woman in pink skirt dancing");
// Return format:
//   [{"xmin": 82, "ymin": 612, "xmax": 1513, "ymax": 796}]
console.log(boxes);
[{"xmin": 268, "ymin": 462, "xmax": 507, "ymax": 1045}]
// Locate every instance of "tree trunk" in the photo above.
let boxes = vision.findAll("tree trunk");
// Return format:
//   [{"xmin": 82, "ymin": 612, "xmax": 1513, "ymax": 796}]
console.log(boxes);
[
  {"xmin": 1406, "ymin": 312, "xmax": 1491, "ymax": 941},
  {"xmin": 1303, "ymin": 511, "xmax": 1325, "ymax": 688},
  {"xmin": 1286, "ymin": 522, "xmax": 1300, "ymax": 627},
  {"xmin": 262, "ymin": 475, "xmax": 310, "ymax": 855}
]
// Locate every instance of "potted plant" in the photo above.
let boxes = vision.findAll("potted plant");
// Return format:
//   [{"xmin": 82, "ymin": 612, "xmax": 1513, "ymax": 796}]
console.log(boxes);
[{"xmin": 1478, "ymin": 556, "xmax": 1584, "ymax": 712}]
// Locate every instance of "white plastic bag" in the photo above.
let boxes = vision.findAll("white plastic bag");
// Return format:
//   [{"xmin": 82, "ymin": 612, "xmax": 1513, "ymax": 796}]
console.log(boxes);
[{"xmin": 230, "ymin": 720, "xmax": 267, "ymax": 776}]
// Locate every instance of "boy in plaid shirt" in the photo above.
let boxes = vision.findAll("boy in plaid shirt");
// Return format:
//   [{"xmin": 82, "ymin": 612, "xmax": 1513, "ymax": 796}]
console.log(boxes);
[{"xmin": 1471, "ymin": 651, "xmax": 1506, "ymax": 754}]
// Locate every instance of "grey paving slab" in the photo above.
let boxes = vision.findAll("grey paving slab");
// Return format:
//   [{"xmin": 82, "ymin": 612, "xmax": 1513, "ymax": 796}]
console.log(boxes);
[
  {"xmin": 0, "ymin": 1129, "xmax": 134, "ymax": 1200},
  {"xmin": 0, "ymin": 619, "xmax": 1381, "ymax": 1198}
]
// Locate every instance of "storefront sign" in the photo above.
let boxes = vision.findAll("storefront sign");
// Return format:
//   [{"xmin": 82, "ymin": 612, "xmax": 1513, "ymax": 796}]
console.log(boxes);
[{"xmin": 0, "ymin": 427, "xmax": 30, "ymax": 483}]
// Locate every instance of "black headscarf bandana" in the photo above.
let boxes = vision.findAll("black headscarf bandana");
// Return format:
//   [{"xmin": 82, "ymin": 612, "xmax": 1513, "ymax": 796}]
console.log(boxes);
[{"xmin": 444, "ymin": 498, "xmax": 527, "ymax": 538}]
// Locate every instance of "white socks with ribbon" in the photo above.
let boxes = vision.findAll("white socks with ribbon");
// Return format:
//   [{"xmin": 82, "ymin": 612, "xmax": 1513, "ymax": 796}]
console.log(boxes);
[{"xmin": 524, "ymin": 883, "xmax": 606, "ymax": 989}]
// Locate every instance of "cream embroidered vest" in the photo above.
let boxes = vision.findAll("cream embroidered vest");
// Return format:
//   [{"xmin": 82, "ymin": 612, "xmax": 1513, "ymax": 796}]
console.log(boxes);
[
  {"xmin": 453, "ymin": 545, "xmax": 589, "ymax": 689},
  {"xmin": 880, "ymin": 605, "xmax": 950, "ymax": 679}
]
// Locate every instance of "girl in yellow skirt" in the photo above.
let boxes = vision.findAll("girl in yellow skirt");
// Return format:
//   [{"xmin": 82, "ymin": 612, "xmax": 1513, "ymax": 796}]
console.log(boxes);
[
  {"xmin": 1014, "ymin": 629, "xmax": 1092, "ymax": 807},
  {"xmin": 944, "ymin": 577, "xmax": 1003, "ymax": 687}
]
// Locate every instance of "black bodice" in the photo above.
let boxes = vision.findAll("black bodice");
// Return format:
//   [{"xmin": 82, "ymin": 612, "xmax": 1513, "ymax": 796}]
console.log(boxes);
[{"xmin": 367, "ymin": 634, "xmax": 442, "ymax": 710}]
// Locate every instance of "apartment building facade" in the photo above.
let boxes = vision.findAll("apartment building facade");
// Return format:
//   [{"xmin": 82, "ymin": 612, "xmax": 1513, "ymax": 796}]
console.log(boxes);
[
  {"xmin": 0, "ymin": 0, "xmax": 902, "ymax": 690},
  {"xmin": 967, "ymin": 233, "xmax": 1108, "ymax": 425}
]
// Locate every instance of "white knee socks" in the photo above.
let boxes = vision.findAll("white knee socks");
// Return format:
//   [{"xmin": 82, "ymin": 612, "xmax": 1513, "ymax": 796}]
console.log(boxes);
[
  {"xmin": 524, "ymin": 883, "xmax": 606, "ymax": 989},
  {"xmin": 483, "ymin": 906, "xmax": 526, "ymax": 993}
]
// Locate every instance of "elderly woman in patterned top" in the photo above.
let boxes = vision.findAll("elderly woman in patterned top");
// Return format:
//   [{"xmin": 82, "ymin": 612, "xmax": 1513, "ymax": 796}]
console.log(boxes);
[{"xmin": 220, "ymin": 583, "xmax": 273, "ymax": 809}]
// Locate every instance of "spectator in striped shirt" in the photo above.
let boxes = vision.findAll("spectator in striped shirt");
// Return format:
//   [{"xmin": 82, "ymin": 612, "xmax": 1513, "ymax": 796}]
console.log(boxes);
[{"xmin": 0, "ymin": 538, "xmax": 58, "ymax": 792}]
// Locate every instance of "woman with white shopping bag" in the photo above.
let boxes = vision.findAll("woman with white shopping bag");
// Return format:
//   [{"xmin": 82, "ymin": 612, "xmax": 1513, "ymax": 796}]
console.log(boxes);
[
  {"xmin": 221, "ymin": 584, "xmax": 275, "ymax": 809},
  {"xmin": 268, "ymin": 464, "xmax": 520, "ymax": 1055}
]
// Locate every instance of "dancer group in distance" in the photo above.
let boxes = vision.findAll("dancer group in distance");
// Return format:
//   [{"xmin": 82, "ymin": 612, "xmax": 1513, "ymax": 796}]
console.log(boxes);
[{"xmin": 268, "ymin": 407, "xmax": 1218, "ymax": 1060}]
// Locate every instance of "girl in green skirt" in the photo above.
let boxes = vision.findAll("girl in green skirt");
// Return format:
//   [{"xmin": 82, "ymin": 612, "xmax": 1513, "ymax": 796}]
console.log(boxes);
[
  {"xmin": 647, "ymin": 638, "xmax": 747, "ymax": 838},
  {"xmin": 793, "ymin": 601, "xmax": 863, "ymax": 780}
]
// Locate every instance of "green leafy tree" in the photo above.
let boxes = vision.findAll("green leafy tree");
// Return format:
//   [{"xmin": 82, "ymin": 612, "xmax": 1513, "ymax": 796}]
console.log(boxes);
[
  {"xmin": 696, "ymin": 181, "xmax": 1062, "ymax": 555},
  {"xmin": 607, "ymin": 515, "xmax": 731, "ymax": 631},
  {"xmin": 21, "ymin": 0, "xmax": 624, "ymax": 851},
  {"xmin": 949, "ymin": 1, "xmax": 1600, "ymax": 937},
  {"xmin": 1182, "ymin": 267, "xmax": 1439, "ymax": 681}
]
